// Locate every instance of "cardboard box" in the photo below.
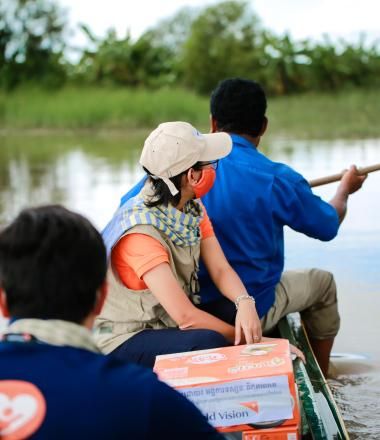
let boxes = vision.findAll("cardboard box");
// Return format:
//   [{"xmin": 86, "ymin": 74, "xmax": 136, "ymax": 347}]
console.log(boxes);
[
  {"xmin": 243, "ymin": 425, "xmax": 299, "ymax": 440},
  {"xmin": 154, "ymin": 339, "xmax": 300, "ymax": 432}
]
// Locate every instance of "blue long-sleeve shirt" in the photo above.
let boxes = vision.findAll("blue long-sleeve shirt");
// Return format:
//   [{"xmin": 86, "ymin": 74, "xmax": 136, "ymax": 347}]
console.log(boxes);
[{"xmin": 199, "ymin": 135, "xmax": 339, "ymax": 316}]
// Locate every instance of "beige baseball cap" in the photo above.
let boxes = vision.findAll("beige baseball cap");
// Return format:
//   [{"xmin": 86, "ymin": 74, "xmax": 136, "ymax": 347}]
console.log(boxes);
[{"xmin": 140, "ymin": 121, "xmax": 232, "ymax": 195}]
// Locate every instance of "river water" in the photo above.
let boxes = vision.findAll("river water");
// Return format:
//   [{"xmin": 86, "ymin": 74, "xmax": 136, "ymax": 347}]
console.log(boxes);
[{"xmin": 1, "ymin": 131, "xmax": 379, "ymax": 438}]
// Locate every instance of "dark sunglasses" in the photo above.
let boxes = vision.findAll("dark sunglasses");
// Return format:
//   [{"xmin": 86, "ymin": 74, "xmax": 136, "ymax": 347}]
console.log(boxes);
[{"xmin": 198, "ymin": 160, "xmax": 219, "ymax": 170}]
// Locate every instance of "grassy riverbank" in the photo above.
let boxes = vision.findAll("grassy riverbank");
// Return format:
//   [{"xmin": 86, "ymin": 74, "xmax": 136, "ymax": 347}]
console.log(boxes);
[{"xmin": 1, "ymin": 86, "xmax": 379, "ymax": 139}]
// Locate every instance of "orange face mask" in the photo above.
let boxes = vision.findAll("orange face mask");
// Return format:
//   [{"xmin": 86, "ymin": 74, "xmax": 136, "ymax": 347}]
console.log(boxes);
[{"xmin": 192, "ymin": 168, "xmax": 216, "ymax": 199}]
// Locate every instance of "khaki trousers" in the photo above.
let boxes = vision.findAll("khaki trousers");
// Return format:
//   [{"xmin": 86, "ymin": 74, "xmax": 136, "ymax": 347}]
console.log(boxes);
[{"xmin": 261, "ymin": 269, "xmax": 340, "ymax": 340}]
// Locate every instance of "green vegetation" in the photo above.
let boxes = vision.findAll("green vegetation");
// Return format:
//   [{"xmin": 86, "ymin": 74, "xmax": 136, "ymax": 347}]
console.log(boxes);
[
  {"xmin": 0, "ymin": 86, "xmax": 208, "ymax": 129},
  {"xmin": 181, "ymin": 2, "xmax": 263, "ymax": 93},
  {"xmin": 268, "ymin": 89, "xmax": 380, "ymax": 139},
  {"xmin": 1, "ymin": 1, "xmax": 380, "ymax": 95},
  {"xmin": 1, "ymin": 86, "xmax": 379, "ymax": 139},
  {"xmin": 1, "ymin": 0, "xmax": 379, "ymax": 139},
  {"xmin": 0, "ymin": 0, "xmax": 67, "ymax": 89}
]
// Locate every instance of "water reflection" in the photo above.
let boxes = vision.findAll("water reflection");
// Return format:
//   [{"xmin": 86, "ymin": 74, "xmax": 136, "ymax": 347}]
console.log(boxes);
[
  {"xmin": 330, "ymin": 373, "xmax": 380, "ymax": 440},
  {"xmin": 0, "ymin": 132, "xmax": 379, "ymax": 437},
  {"xmin": 0, "ymin": 131, "xmax": 145, "ymax": 227}
]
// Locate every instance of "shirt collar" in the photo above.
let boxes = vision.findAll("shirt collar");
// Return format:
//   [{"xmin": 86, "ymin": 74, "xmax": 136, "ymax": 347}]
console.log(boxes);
[
  {"xmin": 2, "ymin": 319, "xmax": 100, "ymax": 353},
  {"xmin": 230, "ymin": 134, "xmax": 257, "ymax": 150}
]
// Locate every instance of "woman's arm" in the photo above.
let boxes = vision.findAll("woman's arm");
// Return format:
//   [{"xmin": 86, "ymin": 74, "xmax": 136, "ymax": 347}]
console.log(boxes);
[
  {"xmin": 200, "ymin": 236, "xmax": 262, "ymax": 345},
  {"xmin": 142, "ymin": 262, "xmax": 235, "ymax": 343}
]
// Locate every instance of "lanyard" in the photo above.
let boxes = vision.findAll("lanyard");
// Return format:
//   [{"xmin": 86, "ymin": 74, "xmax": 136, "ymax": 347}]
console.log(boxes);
[{"xmin": 0, "ymin": 333, "xmax": 39, "ymax": 344}]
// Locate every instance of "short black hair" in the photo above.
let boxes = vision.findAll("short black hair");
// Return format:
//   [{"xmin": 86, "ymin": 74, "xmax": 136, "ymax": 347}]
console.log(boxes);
[
  {"xmin": 210, "ymin": 78, "xmax": 267, "ymax": 136},
  {"xmin": 0, "ymin": 205, "xmax": 107, "ymax": 323}
]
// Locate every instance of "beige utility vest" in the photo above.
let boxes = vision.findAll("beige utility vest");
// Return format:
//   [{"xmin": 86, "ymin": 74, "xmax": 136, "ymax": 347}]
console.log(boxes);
[{"xmin": 94, "ymin": 224, "xmax": 201, "ymax": 354}]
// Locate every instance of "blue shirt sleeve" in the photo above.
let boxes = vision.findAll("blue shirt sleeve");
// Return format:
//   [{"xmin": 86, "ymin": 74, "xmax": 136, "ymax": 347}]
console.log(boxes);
[
  {"xmin": 148, "ymin": 379, "xmax": 224, "ymax": 439},
  {"xmin": 272, "ymin": 176, "xmax": 339, "ymax": 241}
]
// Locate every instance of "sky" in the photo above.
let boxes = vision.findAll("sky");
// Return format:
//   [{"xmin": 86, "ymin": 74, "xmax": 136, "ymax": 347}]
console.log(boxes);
[{"xmin": 59, "ymin": 0, "xmax": 380, "ymax": 52}]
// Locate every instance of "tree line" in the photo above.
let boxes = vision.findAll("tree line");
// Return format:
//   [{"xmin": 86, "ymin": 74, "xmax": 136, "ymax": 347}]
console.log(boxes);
[{"xmin": 1, "ymin": 0, "xmax": 380, "ymax": 95}]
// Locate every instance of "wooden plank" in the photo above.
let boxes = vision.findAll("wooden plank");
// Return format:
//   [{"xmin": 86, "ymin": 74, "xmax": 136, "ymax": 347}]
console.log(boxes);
[{"xmin": 278, "ymin": 315, "xmax": 349, "ymax": 439}]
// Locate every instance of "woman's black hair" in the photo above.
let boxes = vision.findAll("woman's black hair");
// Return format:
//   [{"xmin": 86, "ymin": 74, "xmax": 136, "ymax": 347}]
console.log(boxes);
[{"xmin": 143, "ymin": 162, "xmax": 204, "ymax": 208}]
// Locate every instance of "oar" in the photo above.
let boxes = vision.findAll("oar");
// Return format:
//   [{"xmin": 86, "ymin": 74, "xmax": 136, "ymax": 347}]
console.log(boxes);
[{"xmin": 308, "ymin": 163, "xmax": 380, "ymax": 188}]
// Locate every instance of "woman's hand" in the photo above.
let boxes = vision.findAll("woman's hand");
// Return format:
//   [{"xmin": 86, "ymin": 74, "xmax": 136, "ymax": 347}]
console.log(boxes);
[
  {"xmin": 289, "ymin": 343, "xmax": 305, "ymax": 363},
  {"xmin": 234, "ymin": 299, "xmax": 262, "ymax": 345}
]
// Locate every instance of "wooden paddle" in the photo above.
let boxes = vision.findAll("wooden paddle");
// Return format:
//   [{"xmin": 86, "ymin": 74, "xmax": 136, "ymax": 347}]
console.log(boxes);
[{"xmin": 308, "ymin": 163, "xmax": 380, "ymax": 188}]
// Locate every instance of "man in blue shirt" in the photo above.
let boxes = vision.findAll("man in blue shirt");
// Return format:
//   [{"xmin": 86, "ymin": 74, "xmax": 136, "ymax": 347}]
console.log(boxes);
[
  {"xmin": 0, "ymin": 205, "xmax": 222, "ymax": 439},
  {"xmin": 197, "ymin": 78, "xmax": 366, "ymax": 376}
]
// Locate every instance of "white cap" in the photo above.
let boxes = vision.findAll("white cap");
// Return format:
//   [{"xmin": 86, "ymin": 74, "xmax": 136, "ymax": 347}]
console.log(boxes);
[{"xmin": 140, "ymin": 121, "xmax": 232, "ymax": 195}]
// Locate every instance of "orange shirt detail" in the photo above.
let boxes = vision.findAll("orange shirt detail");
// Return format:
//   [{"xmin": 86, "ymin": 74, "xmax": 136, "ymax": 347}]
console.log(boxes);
[{"xmin": 112, "ymin": 210, "xmax": 214, "ymax": 290}]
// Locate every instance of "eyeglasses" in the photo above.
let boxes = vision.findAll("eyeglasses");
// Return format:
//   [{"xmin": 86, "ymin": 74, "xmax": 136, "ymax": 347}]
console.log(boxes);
[{"xmin": 199, "ymin": 160, "xmax": 219, "ymax": 170}]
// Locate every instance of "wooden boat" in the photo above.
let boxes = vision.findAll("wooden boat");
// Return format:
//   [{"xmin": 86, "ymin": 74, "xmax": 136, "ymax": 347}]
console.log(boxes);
[
  {"xmin": 224, "ymin": 314, "xmax": 349, "ymax": 439},
  {"xmin": 219, "ymin": 313, "xmax": 349, "ymax": 440},
  {"xmin": 277, "ymin": 314, "xmax": 349, "ymax": 439}
]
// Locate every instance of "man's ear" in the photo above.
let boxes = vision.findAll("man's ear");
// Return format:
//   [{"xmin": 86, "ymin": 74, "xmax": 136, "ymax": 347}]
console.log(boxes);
[
  {"xmin": 93, "ymin": 281, "xmax": 108, "ymax": 316},
  {"xmin": 259, "ymin": 116, "xmax": 268, "ymax": 136},
  {"xmin": 210, "ymin": 116, "xmax": 218, "ymax": 133},
  {"xmin": 0, "ymin": 288, "xmax": 10, "ymax": 318}
]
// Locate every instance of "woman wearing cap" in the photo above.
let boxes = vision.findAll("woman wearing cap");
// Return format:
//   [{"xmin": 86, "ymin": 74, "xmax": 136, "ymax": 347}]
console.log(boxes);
[{"xmin": 94, "ymin": 122, "xmax": 303, "ymax": 367}]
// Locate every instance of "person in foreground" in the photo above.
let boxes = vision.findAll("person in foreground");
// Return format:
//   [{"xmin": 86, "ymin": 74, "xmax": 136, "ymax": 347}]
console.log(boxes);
[
  {"xmin": 0, "ymin": 205, "xmax": 223, "ymax": 439},
  {"xmin": 94, "ymin": 121, "xmax": 303, "ymax": 368},
  {"xmin": 197, "ymin": 78, "xmax": 367, "ymax": 376}
]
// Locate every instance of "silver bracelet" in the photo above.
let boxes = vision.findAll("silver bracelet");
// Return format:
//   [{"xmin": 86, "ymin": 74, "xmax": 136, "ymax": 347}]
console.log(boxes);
[{"xmin": 234, "ymin": 294, "xmax": 255, "ymax": 310}]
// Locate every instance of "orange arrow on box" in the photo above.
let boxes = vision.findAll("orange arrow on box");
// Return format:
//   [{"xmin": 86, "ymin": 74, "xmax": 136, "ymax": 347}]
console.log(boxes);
[{"xmin": 241, "ymin": 401, "xmax": 259, "ymax": 413}]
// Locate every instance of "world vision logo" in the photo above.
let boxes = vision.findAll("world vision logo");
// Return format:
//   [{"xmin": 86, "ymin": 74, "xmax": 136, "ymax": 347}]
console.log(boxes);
[{"xmin": 0, "ymin": 380, "xmax": 46, "ymax": 440}]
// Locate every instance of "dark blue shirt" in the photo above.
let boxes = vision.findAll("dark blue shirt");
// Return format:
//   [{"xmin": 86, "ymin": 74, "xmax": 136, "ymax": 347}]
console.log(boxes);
[
  {"xmin": 199, "ymin": 135, "xmax": 339, "ymax": 316},
  {"xmin": 0, "ymin": 342, "xmax": 222, "ymax": 439}
]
